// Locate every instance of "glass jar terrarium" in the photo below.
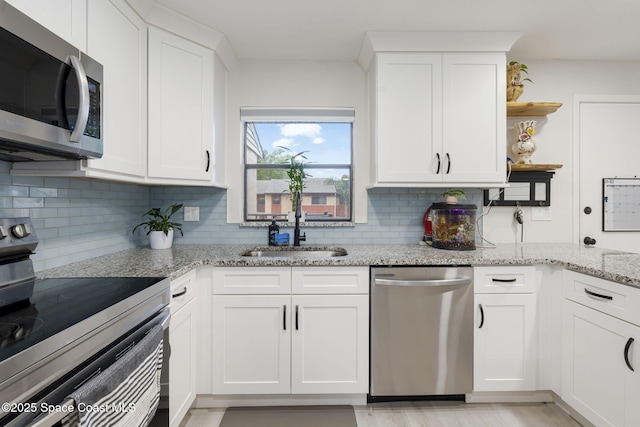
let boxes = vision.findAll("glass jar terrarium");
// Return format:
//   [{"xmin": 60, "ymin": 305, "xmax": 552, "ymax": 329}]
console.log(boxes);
[{"xmin": 430, "ymin": 202, "xmax": 477, "ymax": 250}]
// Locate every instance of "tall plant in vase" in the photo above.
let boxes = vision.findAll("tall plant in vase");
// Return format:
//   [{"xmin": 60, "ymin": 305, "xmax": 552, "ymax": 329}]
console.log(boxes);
[{"xmin": 285, "ymin": 150, "xmax": 310, "ymax": 222}]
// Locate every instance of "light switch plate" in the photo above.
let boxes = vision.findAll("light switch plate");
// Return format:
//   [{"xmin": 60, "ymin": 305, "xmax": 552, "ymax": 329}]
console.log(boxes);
[
  {"xmin": 531, "ymin": 206, "xmax": 551, "ymax": 221},
  {"xmin": 184, "ymin": 206, "xmax": 199, "ymax": 222}
]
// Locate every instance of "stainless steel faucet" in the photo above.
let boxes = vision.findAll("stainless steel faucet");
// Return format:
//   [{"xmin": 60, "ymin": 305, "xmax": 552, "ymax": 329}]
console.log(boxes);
[{"xmin": 293, "ymin": 190, "xmax": 306, "ymax": 246}]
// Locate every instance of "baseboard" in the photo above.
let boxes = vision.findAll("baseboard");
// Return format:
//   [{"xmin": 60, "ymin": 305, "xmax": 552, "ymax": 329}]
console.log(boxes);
[
  {"xmin": 465, "ymin": 390, "xmax": 554, "ymax": 403},
  {"xmin": 551, "ymin": 392, "xmax": 595, "ymax": 427},
  {"xmin": 194, "ymin": 394, "xmax": 368, "ymax": 408}
]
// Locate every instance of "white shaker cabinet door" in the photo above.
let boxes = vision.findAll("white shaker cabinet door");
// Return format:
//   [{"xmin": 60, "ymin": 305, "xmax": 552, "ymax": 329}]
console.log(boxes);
[
  {"xmin": 169, "ymin": 298, "xmax": 196, "ymax": 427},
  {"xmin": 474, "ymin": 293, "xmax": 537, "ymax": 391},
  {"xmin": 148, "ymin": 26, "xmax": 214, "ymax": 181},
  {"xmin": 86, "ymin": 0, "xmax": 148, "ymax": 179},
  {"xmin": 290, "ymin": 295, "xmax": 369, "ymax": 394},
  {"xmin": 211, "ymin": 295, "xmax": 291, "ymax": 394},
  {"xmin": 442, "ymin": 54, "xmax": 506, "ymax": 184},
  {"xmin": 563, "ymin": 300, "xmax": 640, "ymax": 427},
  {"xmin": 374, "ymin": 53, "xmax": 443, "ymax": 184}
]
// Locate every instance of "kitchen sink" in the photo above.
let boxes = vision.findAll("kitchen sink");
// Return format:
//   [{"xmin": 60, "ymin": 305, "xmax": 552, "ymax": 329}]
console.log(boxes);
[{"xmin": 241, "ymin": 247, "xmax": 348, "ymax": 258}]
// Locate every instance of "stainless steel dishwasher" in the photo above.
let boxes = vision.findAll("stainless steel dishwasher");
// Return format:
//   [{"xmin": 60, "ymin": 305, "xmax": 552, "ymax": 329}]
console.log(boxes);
[{"xmin": 370, "ymin": 266, "xmax": 474, "ymax": 401}]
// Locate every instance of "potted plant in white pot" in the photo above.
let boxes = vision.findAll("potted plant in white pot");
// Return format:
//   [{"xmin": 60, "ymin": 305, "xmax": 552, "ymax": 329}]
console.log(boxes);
[
  {"xmin": 132, "ymin": 204, "xmax": 183, "ymax": 249},
  {"xmin": 285, "ymin": 150, "xmax": 310, "ymax": 222}
]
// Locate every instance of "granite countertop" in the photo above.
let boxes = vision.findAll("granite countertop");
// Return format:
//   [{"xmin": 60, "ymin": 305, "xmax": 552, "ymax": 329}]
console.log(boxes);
[{"xmin": 38, "ymin": 243, "xmax": 640, "ymax": 288}]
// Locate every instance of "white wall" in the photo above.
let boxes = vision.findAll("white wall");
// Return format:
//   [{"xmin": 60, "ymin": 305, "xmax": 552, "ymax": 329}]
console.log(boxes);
[
  {"xmin": 225, "ymin": 59, "xmax": 369, "ymax": 223},
  {"xmin": 223, "ymin": 58, "xmax": 640, "ymax": 244},
  {"xmin": 483, "ymin": 59, "xmax": 640, "ymax": 245}
]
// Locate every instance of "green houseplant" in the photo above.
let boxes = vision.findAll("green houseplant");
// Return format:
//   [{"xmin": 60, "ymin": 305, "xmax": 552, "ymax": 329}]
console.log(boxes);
[
  {"xmin": 506, "ymin": 61, "xmax": 533, "ymax": 102},
  {"xmin": 284, "ymin": 150, "xmax": 310, "ymax": 220},
  {"xmin": 132, "ymin": 203, "xmax": 183, "ymax": 249},
  {"xmin": 437, "ymin": 189, "xmax": 466, "ymax": 204}
]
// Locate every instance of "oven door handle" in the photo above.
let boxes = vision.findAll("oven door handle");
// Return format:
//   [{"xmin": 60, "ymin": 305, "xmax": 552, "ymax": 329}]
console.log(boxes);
[{"xmin": 20, "ymin": 309, "xmax": 170, "ymax": 427}]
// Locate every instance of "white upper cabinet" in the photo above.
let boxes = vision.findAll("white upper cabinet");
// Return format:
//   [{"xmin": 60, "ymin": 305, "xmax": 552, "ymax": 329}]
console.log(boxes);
[
  {"xmin": 147, "ymin": 26, "xmax": 215, "ymax": 182},
  {"xmin": 10, "ymin": 2, "xmax": 228, "ymax": 187},
  {"xmin": 363, "ymin": 32, "xmax": 520, "ymax": 188},
  {"xmin": 85, "ymin": 0, "xmax": 148, "ymax": 179},
  {"xmin": 374, "ymin": 53, "xmax": 442, "ymax": 183},
  {"xmin": 6, "ymin": 0, "xmax": 87, "ymax": 50}
]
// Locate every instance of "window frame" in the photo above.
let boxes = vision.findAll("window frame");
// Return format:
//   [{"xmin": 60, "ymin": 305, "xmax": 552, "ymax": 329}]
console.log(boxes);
[{"xmin": 242, "ymin": 107, "xmax": 355, "ymax": 223}]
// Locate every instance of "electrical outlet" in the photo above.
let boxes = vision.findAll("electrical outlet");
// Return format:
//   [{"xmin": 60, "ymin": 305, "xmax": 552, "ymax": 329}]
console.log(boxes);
[
  {"xmin": 531, "ymin": 206, "xmax": 551, "ymax": 221},
  {"xmin": 184, "ymin": 206, "xmax": 200, "ymax": 222}
]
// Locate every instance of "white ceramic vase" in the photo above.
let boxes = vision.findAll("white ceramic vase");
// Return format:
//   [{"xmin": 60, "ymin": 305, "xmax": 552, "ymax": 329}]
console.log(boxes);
[
  {"xmin": 511, "ymin": 120, "xmax": 537, "ymax": 164},
  {"xmin": 149, "ymin": 229, "xmax": 174, "ymax": 249}
]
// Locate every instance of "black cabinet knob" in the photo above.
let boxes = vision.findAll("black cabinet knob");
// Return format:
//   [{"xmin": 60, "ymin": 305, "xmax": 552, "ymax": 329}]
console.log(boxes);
[
  {"xmin": 584, "ymin": 206, "xmax": 592, "ymax": 214},
  {"xmin": 583, "ymin": 236, "xmax": 597, "ymax": 246}
]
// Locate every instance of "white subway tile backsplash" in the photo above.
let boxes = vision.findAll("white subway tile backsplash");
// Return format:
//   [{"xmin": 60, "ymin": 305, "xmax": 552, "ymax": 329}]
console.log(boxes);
[{"xmin": 0, "ymin": 160, "xmax": 484, "ymax": 270}]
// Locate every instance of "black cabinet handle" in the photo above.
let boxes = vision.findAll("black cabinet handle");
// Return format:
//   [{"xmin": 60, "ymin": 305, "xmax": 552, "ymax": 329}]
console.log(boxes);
[
  {"xmin": 172, "ymin": 287, "xmax": 187, "ymax": 298},
  {"xmin": 436, "ymin": 153, "xmax": 441, "ymax": 174},
  {"xmin": 492, "ymin": 278, "xmax": 517, "ymax": 283},
  {"xmin": 283, "ymin": 305, "xmax": 287, "ymax": 331},
  {"xmin": 625, "ymin": 338, "xmax": 635, "ymax": 372},
  {"xmin": 295, "ymin": 305, "xmax": 299, "ymax": 330},
  {"xmin": 205, "ymin": 150, "xmax": 211, "ymax": 172},
  {"xmin": 584, "ymin": 288, "xmax": 613, "ymax": 300},
  {"xmin": 478, "ymin": 304, "xmax": 485, "ymax": 328},
  {"xmin": 445, "ymin": 153, "xmax": 451, "ymax": 174}
]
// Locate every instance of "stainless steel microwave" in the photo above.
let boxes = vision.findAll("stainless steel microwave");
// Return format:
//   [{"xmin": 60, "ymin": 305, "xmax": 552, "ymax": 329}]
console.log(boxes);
[{"xmin": 0, "ymin": 2, "xmax": 103, "ymax": 162}]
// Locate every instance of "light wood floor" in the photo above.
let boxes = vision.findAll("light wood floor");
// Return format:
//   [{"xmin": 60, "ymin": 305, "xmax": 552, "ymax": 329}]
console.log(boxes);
[{"xmin": 182, "ymin": 401, "xmax": 583, "ymax": 427}]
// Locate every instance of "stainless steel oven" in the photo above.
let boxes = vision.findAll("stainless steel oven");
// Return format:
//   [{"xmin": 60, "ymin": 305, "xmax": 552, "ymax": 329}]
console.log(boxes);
[{"xmin": 0, "ymin": 218, "xmax": 170, "ymax": 426}]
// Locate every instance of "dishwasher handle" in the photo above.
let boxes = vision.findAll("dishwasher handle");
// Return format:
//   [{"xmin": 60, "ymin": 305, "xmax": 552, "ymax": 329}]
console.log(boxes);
[{"xmin": 374, "ymin": 277, "xmax": 472, "ymax": 287}]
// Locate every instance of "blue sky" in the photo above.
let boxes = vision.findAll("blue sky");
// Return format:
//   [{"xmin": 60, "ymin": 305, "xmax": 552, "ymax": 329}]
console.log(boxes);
[{"xmin": 254, "ymin": 122, "xmax": 351, "ymax": 165}]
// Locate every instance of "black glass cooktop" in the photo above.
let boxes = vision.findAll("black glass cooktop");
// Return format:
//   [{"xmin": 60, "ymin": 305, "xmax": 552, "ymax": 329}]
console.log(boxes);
[{"xmin": 0, "ymin": 277, "xmax": 166, "ymax": 363}]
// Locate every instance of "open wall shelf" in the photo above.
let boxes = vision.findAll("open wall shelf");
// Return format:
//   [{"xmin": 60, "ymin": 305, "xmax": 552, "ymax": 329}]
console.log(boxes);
[{"xmin": 507, "ymin": 102, "xmax": 562, "ymax": 116}]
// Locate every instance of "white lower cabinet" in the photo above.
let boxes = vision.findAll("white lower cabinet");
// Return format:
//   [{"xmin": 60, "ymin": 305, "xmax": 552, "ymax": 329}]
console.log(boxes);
[
  {"xmin": 211, "ymin": 267, "xmax": 369, "ymax": 396},
  {"xmin": 169, "ymin": 271, "xmax": 197, "ymax": 427},
  {"xmin": 473, "ymin": 266, "xmax": 538, "ymax": 392},
  {"xmin": 291, "ymin": 295, "xmax": 368, "ymax": 394},
  {"xmin": 474, "ymin": 293, "xmax": 537, "ymax": 391},
  {"xmin": 562, "ymin": 271, "xmax": 640, "ymax": 427}
]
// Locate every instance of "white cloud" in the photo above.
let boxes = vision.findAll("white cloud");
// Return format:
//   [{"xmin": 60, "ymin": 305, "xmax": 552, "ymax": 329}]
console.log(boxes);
[
  {"xmin": 279, "ymin": 123, "xmax": 322, "ymax": 138},
  {"xmin": 272, "ymin": 138, "xmax": 295, "ymax": 149},
  {"xmin": 312, "ymin": 137, "xmax": 325, "ymax": 145}
]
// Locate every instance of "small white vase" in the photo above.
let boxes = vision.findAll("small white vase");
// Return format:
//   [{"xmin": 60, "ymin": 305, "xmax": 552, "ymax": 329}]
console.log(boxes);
[
  {"xmin": 149, "ymin": 229, "xmax": 174, "ymax": 249},
  {"xmin": 511, "ymin": 120, "xmax": 538, "ymax": 164}
]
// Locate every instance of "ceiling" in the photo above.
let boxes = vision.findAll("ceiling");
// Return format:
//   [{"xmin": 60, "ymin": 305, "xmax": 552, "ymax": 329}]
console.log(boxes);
[{"xmin": 155, "ymin": 0, "xmax": 640, "ymax": 62}]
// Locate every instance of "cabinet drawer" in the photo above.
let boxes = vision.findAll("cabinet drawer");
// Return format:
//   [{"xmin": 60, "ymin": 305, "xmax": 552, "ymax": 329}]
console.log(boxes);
[
  {"xmin": 212, "ymin": 267, "xmax": 291, "ymax": 294},
  {"xmin": 563, "ymin": 270, "xmax": 640, "ymax": 326},
  {"xmin": 171, "ymin": 269, "xmax": 196, "ymax": 313},
  {"xmin": 474, "ymin": 266, "xmax": 537, "ymax": 293},
  {"xmin": 291, "ymin": 267, "xmax": 369, "ymax": 295}
]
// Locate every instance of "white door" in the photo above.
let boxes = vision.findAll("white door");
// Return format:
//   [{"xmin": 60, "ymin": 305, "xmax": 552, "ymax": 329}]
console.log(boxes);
[
  {"xmin": 474, "ymin": 293, "xmax": 537, "ymax": 391},
  {"xmin": 575, "ymin": 95, "xmax": 640, "ymax": 253},
  {"xmin": 291, "ymin": 295, "xmax": 369, "ymax": 394},
  {"xmin": 211, "ymin": 295, "xmax": 291, "ymax": 394},
  {"xmin": 562, "ymin": 300, "xmax": 640, "ymax": 427}
]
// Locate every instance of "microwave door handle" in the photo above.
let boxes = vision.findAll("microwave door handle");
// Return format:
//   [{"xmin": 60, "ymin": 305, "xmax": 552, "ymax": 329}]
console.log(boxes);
[{"xmin": 68, "ymin": 55, "xmax": 90, "ymax": 142}]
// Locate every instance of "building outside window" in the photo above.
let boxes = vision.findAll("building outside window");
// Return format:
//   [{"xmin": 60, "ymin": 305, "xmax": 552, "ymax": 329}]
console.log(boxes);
[{"xmin": 243, "ymin": 108, "xmax": 353, "ymax": 222}]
